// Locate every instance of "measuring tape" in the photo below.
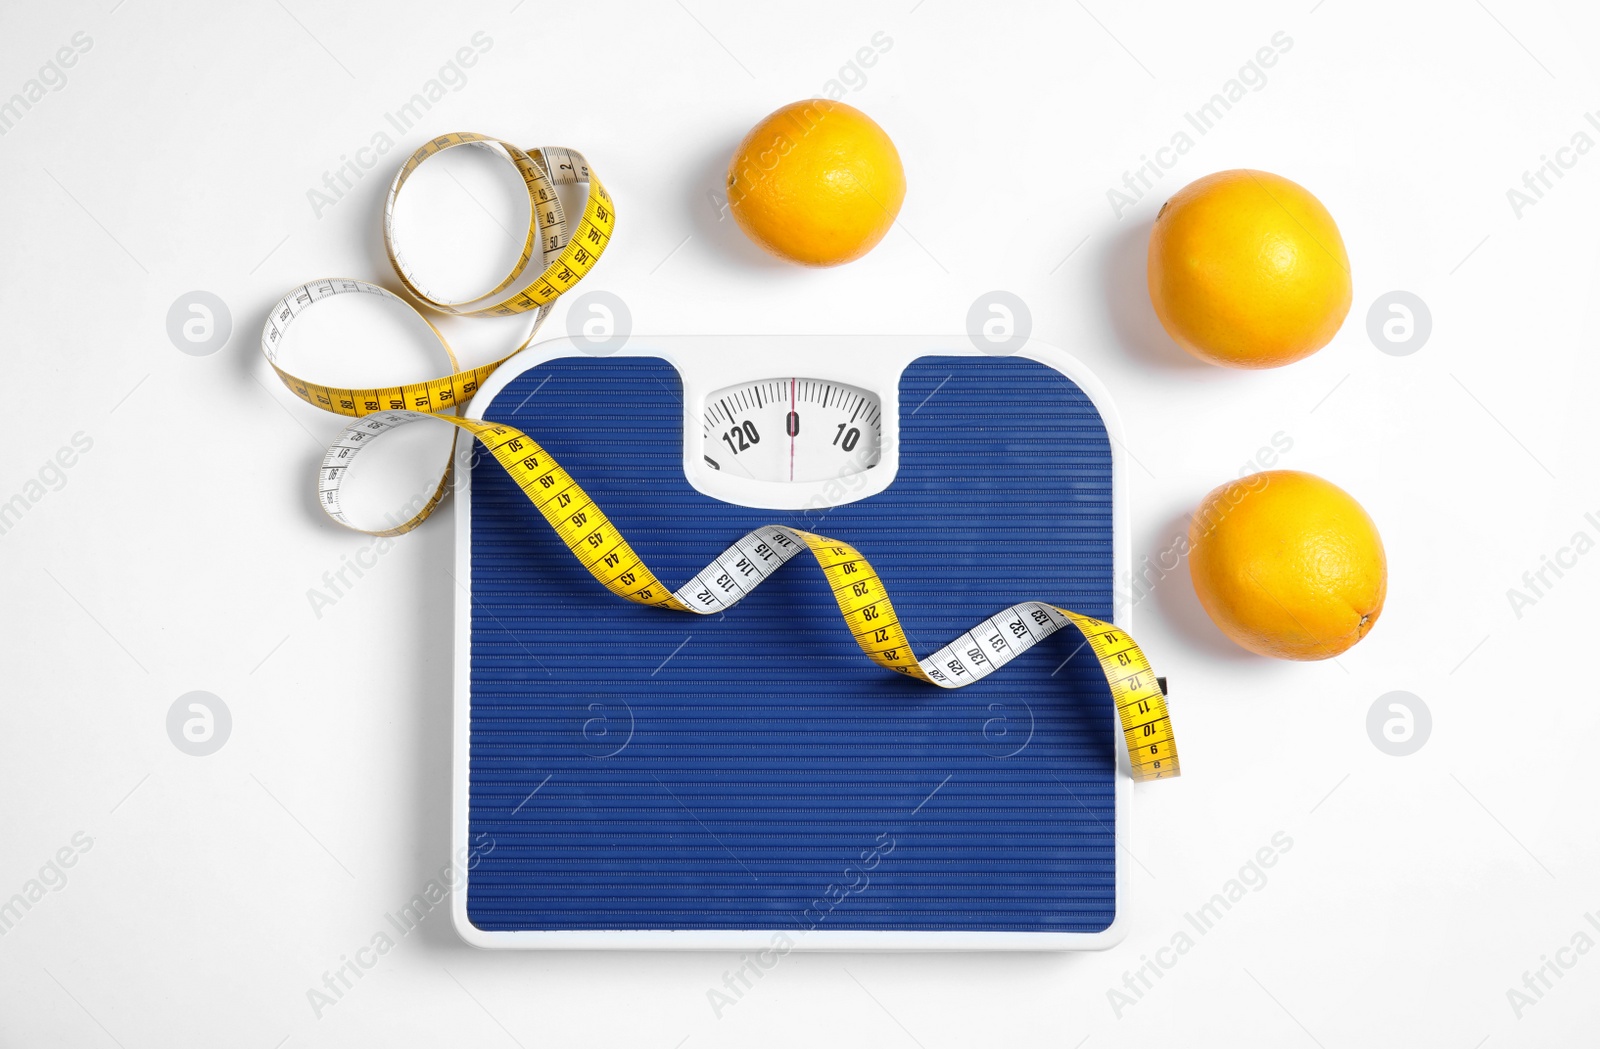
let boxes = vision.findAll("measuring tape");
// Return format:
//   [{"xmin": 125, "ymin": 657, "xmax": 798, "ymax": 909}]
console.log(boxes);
[{"xmin": 264, "ymin": 133, "xmax": 1181, "ymax": 782}]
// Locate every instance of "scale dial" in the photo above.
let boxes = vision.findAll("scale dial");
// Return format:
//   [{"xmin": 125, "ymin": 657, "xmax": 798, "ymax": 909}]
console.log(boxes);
[{"xmin": 702, "ymin": 377, "xmax": 882, "ymax": 482}]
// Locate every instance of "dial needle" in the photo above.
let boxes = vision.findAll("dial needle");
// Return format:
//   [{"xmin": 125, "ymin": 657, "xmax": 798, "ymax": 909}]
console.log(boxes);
[{"xmin": 789, "ymin": 377, "xmax": 796, "ymax": 482}]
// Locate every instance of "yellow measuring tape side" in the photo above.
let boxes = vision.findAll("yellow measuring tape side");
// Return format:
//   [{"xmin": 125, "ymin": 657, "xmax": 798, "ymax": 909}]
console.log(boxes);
[
  {"xmin": 268, "ymin": 346, "xmax": 504, "ymax": 420},
  {"xmin": 270, "ymin": 132, "xmax": 1181, "ymax": 783},
  {"xmin": 796, "ymin": 533, "xmax": 935, "ymax": 684},
  {"xmin": 476, "ymin": 175, "xmax": 615, "ymax": 317},
  {"xmin": 462, "ymin": 417, "xmax": 691, "ymax": 612},
  {"xmin": 1061, "ymin": 609, "xmax": 1179, "ymax": 781}
]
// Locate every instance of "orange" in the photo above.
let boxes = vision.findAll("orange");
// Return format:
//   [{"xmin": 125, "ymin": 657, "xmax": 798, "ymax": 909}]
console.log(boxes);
[
  {"xmin": 1188, "ymin": 470, "xmax": 1385, "ymax": 660},
  {"xmin": 727, "ymin": 100, "xmax": 905, "ymax": 266},
  {"xmin": 1148, "ymin": 170, "xmax": 1351, "ymax": 368}
]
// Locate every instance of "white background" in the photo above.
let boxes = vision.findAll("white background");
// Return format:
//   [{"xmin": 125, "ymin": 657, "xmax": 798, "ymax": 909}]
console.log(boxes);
[{"xmin": 2, "ymin": 0, "xmax": 1598, "ymax": 1045}]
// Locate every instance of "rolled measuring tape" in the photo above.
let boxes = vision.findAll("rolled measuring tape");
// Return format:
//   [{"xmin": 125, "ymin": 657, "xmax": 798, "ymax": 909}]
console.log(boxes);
[{"xmin": 264, "ymin": 132, "xmax": 1181, "ymax": 782}]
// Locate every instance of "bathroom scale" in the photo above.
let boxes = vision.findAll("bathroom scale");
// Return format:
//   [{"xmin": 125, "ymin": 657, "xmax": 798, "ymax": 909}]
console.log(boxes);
[{"xmin": 450, "ymin": 334, "xmax": 1135, "ymax": 949}]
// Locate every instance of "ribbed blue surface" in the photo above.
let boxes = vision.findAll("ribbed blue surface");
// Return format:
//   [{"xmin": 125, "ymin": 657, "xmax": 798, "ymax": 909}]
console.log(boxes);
[{"xmin": 467, "ymin": 356, "xmax": 1116, "ymax": 932}]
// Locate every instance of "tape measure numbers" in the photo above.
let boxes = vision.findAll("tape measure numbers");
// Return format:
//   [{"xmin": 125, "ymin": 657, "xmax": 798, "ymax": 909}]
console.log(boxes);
[{"xmin": 265, "ymin": 133, "xmax": 1182, "ymax": 782}]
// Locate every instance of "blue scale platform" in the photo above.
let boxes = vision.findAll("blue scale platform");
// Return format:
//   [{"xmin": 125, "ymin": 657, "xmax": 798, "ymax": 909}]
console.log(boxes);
[{"xmin": 466, "ymin": 355, "xmax": 1117, "ymax": 933}]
